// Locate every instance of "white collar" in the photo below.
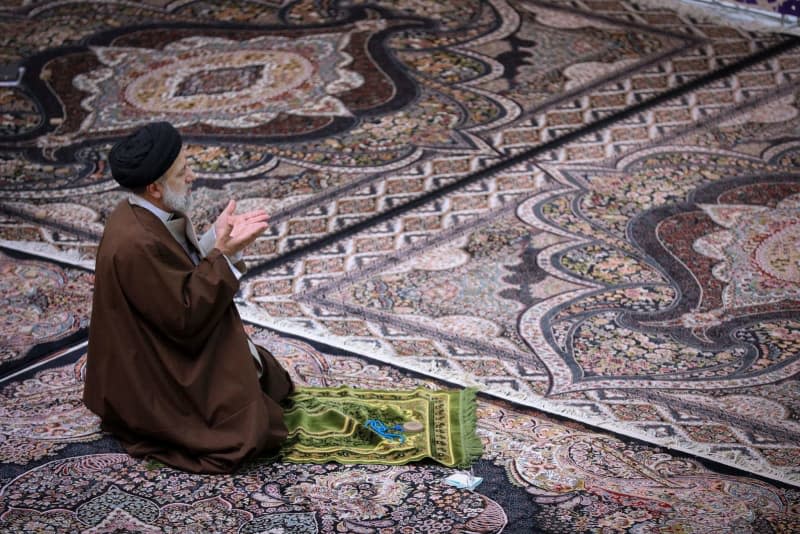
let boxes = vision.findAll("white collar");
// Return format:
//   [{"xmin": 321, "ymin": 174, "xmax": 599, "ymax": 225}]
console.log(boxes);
[{"xmin": 128, "ymin": 195, "xmax": 175, "ymax": 222}]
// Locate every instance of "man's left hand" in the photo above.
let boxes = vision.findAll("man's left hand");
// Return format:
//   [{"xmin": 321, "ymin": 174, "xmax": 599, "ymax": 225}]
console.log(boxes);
[{"xmin": 213, "ymin": 200, "xmax": 270, "ymax": 255}]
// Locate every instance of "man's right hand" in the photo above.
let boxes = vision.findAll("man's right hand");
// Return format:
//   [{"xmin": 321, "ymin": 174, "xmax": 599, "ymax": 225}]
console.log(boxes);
[{"xmin": 213, "ymin": 200, "xmax": 269, "ymax": 257}]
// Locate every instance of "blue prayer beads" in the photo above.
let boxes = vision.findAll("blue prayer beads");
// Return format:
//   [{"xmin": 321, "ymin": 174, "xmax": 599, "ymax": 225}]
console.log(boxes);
[{"xmin": 364, "ymin": 419, "xmax": 406, "ymax": 443}]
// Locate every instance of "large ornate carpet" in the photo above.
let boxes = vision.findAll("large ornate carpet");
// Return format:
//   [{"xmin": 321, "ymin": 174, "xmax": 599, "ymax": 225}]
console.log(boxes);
[
  {"xmin": 1, "ymin": 332, "xmax": 799, "ymax": 532},
  {"xmin": 2, "ymin": 0, "xmax": 800, "ymax": 531}
]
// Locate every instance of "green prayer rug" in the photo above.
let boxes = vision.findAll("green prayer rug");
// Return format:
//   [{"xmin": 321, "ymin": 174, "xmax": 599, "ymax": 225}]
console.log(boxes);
[{"xmin": 280, "ymin": 386, "xmax": 482, "ymax": 468}]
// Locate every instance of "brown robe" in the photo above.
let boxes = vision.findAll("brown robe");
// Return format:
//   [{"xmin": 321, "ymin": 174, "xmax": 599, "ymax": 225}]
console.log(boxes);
[{"xmin": 84, "ymin": 201, "xmax": 293, "ymax": 473}]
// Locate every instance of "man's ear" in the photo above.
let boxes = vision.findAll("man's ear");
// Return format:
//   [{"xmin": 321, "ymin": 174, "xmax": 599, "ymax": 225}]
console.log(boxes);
[{"xmin": 144, "ymin": 181, "xmax": 162, "ymax": 200}]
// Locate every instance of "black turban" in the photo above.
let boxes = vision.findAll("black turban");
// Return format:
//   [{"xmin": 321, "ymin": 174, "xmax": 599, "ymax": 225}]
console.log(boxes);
[{"xmin": 108, "ymin": 122, "xmax": 182, "ymax": 189}]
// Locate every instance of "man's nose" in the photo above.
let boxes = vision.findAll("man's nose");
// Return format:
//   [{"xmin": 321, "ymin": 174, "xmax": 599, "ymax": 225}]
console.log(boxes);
[{"xmin": 186, "ymin": 167, "xmax": 196, "ymax": 183}]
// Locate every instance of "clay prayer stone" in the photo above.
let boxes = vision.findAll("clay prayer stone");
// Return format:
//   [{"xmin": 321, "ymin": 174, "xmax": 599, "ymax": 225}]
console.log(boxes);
[{"xmin": 403, "ymin": 421, "xmax": 424, "ymax": 433}]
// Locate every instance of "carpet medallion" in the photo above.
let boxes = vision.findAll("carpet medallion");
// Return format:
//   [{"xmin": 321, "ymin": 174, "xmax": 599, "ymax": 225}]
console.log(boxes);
[
  {"xmin": 2, "ymin": 0, "xmax": 715, "ymax": 265},
  {"xmin": 521, "ymin": 168, "xmax": 800, "ymax": 393}
]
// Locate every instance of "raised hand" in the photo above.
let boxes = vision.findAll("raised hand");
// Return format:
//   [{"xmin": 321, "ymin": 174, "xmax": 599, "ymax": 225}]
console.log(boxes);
[{"xmin": 213, "ymin": 200, "xmax": 269, "ymax": 257}]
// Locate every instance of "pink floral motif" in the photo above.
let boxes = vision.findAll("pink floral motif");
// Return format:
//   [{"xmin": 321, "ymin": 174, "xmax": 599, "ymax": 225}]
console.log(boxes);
[{"xmin": 696, "ymin": 202, "xmax": 800, "ymax": 313}]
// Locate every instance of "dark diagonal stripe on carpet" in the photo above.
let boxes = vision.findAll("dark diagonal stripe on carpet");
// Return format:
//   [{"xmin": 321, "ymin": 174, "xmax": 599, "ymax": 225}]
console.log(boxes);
[{"xmin": 244, "ymin": 36, "xmax": 800, "ymax": 278}]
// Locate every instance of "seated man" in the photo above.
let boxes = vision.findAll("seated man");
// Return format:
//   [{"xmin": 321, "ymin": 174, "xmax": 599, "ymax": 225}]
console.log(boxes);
[{"xmin": 83, "ymin": 121, "xmax": 293, "ymax": 474}]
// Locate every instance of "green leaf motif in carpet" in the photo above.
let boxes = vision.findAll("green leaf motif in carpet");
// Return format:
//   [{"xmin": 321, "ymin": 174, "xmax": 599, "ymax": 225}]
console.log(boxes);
[{"xmin": 280, "ymin": 386, "xmax": 482, "ymax": 469}]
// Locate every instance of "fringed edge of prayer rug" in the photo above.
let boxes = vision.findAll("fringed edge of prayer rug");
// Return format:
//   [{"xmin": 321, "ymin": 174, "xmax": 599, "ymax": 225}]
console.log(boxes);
[{"xmin": 280, "ymin": 386, "xmax": 482, "ymax": 468}]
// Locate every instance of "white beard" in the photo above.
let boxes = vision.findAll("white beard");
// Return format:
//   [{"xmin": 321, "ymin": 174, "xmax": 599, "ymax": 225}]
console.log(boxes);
[{"xmin": 162, "ymin": 183, "xmax": 192, "ymax": 214}]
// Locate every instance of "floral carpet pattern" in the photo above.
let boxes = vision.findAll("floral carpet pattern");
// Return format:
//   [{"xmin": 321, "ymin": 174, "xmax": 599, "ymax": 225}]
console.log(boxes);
[
  {"xmin": 2, "ymin": 0, "xmax": 800, "ymax": 531},
  {"xmin": 0, "ymin": 250, "xmax": 92, "ymax": 377},
  {"xmin": 0, "ymin": 333, "xmax": 798, "ymax": 532},
  {"xmin": 1, "ymin": 0, "xmax": 724, "ymax": 262}
]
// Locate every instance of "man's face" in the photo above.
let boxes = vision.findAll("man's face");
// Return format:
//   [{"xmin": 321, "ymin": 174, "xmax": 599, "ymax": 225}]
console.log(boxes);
[{"xmin": 159, "ymin": 148, "xmax": 195, "ymax": 213}]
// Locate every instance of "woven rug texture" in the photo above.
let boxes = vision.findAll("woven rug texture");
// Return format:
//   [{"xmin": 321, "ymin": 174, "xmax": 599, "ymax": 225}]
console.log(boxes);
[{"xmin": 1, "ymin": 0, "xmax": 800, "ymax": 532}]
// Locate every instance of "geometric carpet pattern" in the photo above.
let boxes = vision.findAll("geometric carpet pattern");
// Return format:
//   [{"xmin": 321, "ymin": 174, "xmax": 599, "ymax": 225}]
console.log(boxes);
[
  {"xmin": 1, "ymin": 0, "xmax": 800, "ymax": 531},
  {"xmin": 224, "ymin": 3, "xmax": 800, "ymax": 485}
]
